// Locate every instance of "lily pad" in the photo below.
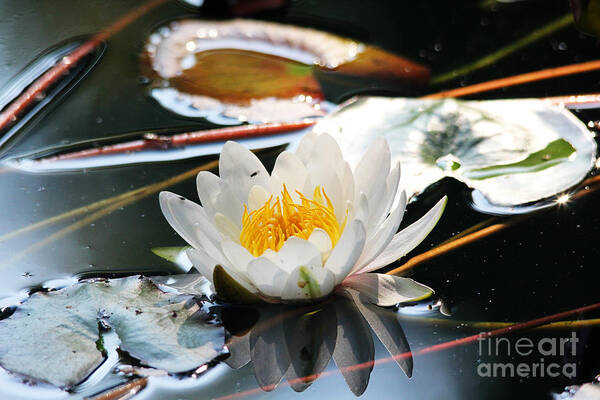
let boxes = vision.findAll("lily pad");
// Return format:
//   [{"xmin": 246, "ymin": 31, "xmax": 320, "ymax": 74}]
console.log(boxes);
[
  {"xmin": 0, "ymin": 276, "xmax": 224, "ymax": 389},
  {"xmin": 141, "ymin": 19, "xmax": 428, "ymax": 125},
  {"xmin": 312, "ymin": 97, "xmax": 597, "ymax": 207}
]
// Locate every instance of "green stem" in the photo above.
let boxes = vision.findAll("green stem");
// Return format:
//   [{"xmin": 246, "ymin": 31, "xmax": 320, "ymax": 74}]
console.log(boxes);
[{"xmin": 431, "ymin": 13, "xmax": 573, "ymax": 85}]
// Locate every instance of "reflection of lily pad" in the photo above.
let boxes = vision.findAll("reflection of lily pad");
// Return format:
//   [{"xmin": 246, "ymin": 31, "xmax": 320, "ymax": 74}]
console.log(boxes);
[
  {"xmin": 0, "ymin": 276, "xmax": 224, "ymax": 389},
  {"xmin": 313, "ymin": 97, "xmax": 597, "ymax": 207}
]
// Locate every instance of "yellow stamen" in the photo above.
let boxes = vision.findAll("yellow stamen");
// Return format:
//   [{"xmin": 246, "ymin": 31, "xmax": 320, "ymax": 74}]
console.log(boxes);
[{"xmin": 240, "ymin": 185, "xmax": 345, "ymax": 257}]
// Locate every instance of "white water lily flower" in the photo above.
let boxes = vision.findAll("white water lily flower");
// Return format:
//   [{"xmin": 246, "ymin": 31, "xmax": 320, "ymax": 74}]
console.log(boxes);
[{"xmin": 159, "ymin": 132, "xmax": 447, "ymax": 305}]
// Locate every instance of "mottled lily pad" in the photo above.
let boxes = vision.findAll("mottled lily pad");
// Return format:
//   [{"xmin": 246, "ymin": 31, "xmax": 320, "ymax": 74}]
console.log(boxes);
[
  {"xmin": 312, "ymin": 97, "xmax": 597, "ymax": 207},
  {"xmin": 0, "ymin": 276, "xmax": 224, "ymax": 389}
]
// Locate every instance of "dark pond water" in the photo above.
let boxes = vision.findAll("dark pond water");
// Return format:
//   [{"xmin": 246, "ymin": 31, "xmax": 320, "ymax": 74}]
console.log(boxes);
[{"xmin": 0, "ymin": 0, "xmax": 599, "ymax": 399}]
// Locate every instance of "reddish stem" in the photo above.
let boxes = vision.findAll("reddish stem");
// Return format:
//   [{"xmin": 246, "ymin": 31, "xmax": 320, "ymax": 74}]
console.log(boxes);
[
  {"xmin": 41, "ymin": 120, "xmax": 316, "ymax": 162},
  {"xmin": 423, "ymin": 59, "xmax": 600, "ymax": 99},
  {"xmin": 0, "ymin": 0, "xmax": 167, "ymax": 132}
]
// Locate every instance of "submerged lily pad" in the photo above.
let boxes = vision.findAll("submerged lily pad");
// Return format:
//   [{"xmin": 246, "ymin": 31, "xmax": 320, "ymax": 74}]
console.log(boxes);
[
  {"xmin": 0, "ymin": 276, "xmax": 224, "ymax": 389},
  {"xmin": 312, "ymin": 97, "xmax": 597, "ymax": 207}
]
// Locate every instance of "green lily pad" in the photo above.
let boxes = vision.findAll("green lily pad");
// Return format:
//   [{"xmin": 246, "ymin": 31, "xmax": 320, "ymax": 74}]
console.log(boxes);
[{"xmin": 0, "ymin": 276, "xmax": 224, "ymax": 389}]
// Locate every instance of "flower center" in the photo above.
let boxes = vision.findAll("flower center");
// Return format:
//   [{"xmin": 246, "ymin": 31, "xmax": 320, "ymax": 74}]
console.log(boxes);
[{"xmin": 240, "ymin": 185, "xmax": 344, "ymax": 257}]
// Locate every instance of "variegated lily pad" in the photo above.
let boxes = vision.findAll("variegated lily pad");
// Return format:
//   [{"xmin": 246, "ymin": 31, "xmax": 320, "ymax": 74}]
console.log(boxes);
[
  {"xmin": 0, "ymin": 276, "xmax": 224, "ymax": 389},
  {"xmin": 312, "ymin": 97, "xmax": 597, "ymax": 207}
]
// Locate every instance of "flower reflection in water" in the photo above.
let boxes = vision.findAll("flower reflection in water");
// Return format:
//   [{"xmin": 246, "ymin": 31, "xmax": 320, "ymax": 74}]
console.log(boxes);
[{"xmin": 217, "ymin": 289, "xmax": 413, "ymax": 396}]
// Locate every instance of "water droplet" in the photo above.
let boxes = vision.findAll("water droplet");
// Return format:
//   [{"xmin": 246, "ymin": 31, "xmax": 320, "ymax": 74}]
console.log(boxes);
[{"xmin": 137, "ymin": 75, "xmax": 150, "ymax": 85}]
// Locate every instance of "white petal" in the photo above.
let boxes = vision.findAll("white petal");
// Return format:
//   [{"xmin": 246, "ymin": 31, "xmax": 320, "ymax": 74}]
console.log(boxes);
[
  {"xmin": 219, "ymin": 141, "xmax": 270, "ymax": 203},
  {"xmin": 214, "ymin": 213, "xmax": 241, "ymax": 242},
  {"xmin": 159, "ymin": 192, "xmax": 224, "ymax": 261},
  {"xmin": 246, "ymin": 257, "xmax": 289, "ymax": 298},
  {"xmin": 339, "ymin": 161, "xmax": 355, "ymax": 206},
  {"xmin": 281, "ymin": 264, "xmax": 335, "ymax": 301},
  {"xmin": 342, "ymin": 273, "xmax": 433, "ymax": 306},
  {"xmin": 266, "ymin": 236, "xmax": 322, "ymax": 273},
  {"xmin": 294, "ymin": 131, "xmax": 318, "ymax": 165},
  {"xmin": 196, "ymin": 171, "xmax": 221, "ymax": 214},
  {"xmin": 247, "ymin": 185, "xmax": 270, "ymax": 212},
  {"xmin": 358, "ymin": 196, "xmax": 447, "ymax": 274},
  {"xmin": 310, "ymin": 134, "xmax": 344, "ymax": 170},
  {"xmin": 368, "ymin": 161, "xmax": 400, "ymax": 231},
  {"xmin": 270, "ymin": 151, "xmax": 309, "ymax": 201},
  {"xmin": 308, "ymin": 228, "xmax": 333, "ymax": 260},
  {"xmin": 324, "ymin": 220, "xmax": 366, "ymax": 285},
  {"xmin": 349, "ymin": 192, "xmax": 369, "ymax": 225},
  {"xmin": 303, "ymin": 134, "xmax": 346, "ymax": 222},
  {"xmin": 353, "ymin": 191, "xmax": 407, "ymax": 272},
  {"xmin": 196, "ymin": 173, "xmax": 244, "ymax": 225},
  {"xmin": 185, "ymin": 247, "xmax": 218, "ymax": 284},
  {"xmin": 352, "ymin": 137, "xmax": 390, "ymax": 213},
  {"xmin": 214, "ymin": 183, "xmax": 244, "ymax": 227},
  {"xmin": 316, "ymin": 173, "xmax": 345, "ymax": 224},
  {"xmin": 221, "ymin": 239, "xmax": 254, "ymax": 276},
  {"xmin": 187, "ymin": 247, "xmax": 257, "ymax": 292}
]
